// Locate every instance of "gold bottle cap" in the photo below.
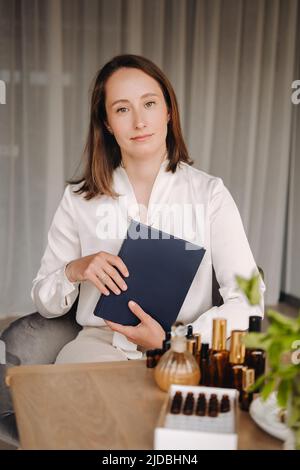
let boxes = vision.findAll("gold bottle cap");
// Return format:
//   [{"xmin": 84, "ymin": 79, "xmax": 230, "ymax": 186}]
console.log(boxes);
[
  {"xmin": 212, "ymin": 318, "xmax": 227, "ymax": 351},
  {"xmin": 194, "ymin": 333, "xmax": 201, "ymax": 353},
  {"xmin": 229, "ymin": 330, "xmax": 246, "ymax": 364},
  {"xmin": 242, "ymin": 367, "xmax": 255, "ymax": 391},
  {"xmin": 172, "ymin": 336, "xmax": 187, "ymax": 353}
]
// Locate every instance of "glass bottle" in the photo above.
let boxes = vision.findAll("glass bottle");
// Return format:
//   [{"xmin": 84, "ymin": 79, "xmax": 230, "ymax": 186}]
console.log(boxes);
[
  {"xmin": 146, "ymin": 350, "xmax": 156, "ymax": 368},
  {"xmin": 228, "ymin": 330, "xmax": 246, "ymax": 393},
  {"xmin": 199, "ymin": 343, "xmax": 211, "ymax": 386},
  {"xmin": 240, "ymin": 367, "xmax": 255, "ymax": 411},
  {"xmin": 210, "ymin": 318, "xmax": 229, "ymax": 387},
  {"xmin": 154, "ymin": 325, "xmax": 201, "ymax": 392},
  {"xmin": 186, "ymin": 325, "xmax": 196, "ymax": 355},
  {"xmin": 162, "ymin": 331, "xmax": 171, "ymax": 353},
  {"xmin": 194, "ymin": 333, "xmax": 201, "ymax": 366},
  {"xmin": 245, "ymin": 316, "xmax": 266, "ymax": 389}
]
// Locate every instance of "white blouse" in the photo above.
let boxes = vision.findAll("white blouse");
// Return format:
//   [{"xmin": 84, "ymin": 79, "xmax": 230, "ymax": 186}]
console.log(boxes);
[{"xmin": 31, "ymin": 159, "xmax": 265, "ymax": 359}]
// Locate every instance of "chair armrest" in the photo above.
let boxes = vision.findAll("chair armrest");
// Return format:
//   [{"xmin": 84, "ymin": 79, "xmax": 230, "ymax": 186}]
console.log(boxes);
[{"xmin": 0, "ymin": 295, "xmax": 81, "ymax": 365}]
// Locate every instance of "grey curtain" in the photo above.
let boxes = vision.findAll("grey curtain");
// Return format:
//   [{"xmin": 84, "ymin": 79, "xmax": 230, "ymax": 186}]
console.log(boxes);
[{"xmin": 0, "ymin": 0, "xmax": 299, "ymax": 316}]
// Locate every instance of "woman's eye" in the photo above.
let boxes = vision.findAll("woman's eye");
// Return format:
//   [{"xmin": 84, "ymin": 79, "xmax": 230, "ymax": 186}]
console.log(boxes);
[
  {"xmin": 145, "ymin": 101, "xmax": 156, "ymax": 108},
  {"xmin": 116, "ymin": 107, "xmax": 128, "ymax": 113}
]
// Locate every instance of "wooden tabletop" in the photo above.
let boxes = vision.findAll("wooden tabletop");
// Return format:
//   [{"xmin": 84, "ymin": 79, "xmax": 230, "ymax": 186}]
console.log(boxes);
[{"xmin": 6, "ymin": 360, "xmax": 283, "ymax": 450}]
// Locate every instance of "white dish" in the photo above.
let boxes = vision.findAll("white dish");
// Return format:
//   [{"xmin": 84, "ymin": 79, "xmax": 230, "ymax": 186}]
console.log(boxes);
[{"xmin": 249, "ymin": 392, "xmax": 289, "ymax": 441}]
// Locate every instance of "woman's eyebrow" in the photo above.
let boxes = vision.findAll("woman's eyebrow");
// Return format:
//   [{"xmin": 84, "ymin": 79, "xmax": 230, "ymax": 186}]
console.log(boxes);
[{"xmin": 110, "ymin": 92, "xmax": 159, "ymax": 108}]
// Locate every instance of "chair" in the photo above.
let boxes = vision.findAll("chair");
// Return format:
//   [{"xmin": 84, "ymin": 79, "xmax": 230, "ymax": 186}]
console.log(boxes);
[{"xmin": 0, "ymin": 296, "xmax": 81, "ymax": 446}]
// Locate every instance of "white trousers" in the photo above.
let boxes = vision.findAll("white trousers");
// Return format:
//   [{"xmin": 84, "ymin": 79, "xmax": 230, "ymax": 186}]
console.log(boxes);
[{"xmin": 55, "ymin": 326, "xmax": 129, "ymax": 364}]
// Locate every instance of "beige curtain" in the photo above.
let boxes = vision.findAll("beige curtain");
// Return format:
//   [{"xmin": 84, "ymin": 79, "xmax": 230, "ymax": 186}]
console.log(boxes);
[
  {"xmin": 0, "ymin": 0, "xmax": 299, "ymax": 315},
  {"xmin": 282, "ymin": 4, "xmax": 300, "ymax": 300}
]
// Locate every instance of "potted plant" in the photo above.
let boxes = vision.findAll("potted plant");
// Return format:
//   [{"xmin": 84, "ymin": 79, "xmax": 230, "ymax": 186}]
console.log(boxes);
[{"xmin": 236, "ymin": 273, "xmax": 300, "ymax": 450}]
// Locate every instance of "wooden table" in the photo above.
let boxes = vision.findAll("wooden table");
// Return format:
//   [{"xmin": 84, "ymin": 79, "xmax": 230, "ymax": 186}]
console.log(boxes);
[{"xmin": 6, "ymin": 360, "xmax": 282, "ymax": 450}]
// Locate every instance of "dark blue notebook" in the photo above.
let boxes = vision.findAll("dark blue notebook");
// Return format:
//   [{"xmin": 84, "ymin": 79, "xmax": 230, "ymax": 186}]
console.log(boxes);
[{"xmin": 93, "ymin": 220, "xmax": 206, "ymax": 332}]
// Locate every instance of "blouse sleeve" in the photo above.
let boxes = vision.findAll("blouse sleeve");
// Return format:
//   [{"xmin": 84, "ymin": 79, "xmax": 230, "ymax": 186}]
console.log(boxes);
[
  {"xmin": 31, "ymin": 186, "xmax": 81, "ymax": 318},
  {"xmin": 191, "ymin": 178, "xmax": 266, "ymax": 344}
]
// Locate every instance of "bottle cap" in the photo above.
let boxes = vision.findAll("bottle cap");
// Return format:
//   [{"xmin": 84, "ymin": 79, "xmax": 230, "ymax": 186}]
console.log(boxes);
[
  {"xmin": 249, "ymin": 316, "xmax": 262, "ymax": 332},
  {"xmin": 172, "ymin": 335, "xmax": 187, "ymax": 353},
  {"xmin": 174, "ymin": 325, "xmax": 187, "ymax": 337},
  {"xmin": 229, "ymin": 330, "xmax": 246, "ymax": 364},
  {"xmin": 200, "ymin": 343, "xmax": 209, "ymax": 359},
  {"xmin": 165, "ymin": 331, "xmax": 171, "ymax": 341},
  {"xmin": 194, "ymin": 333, "xmax": 201, "ymax": 353},
  {"xmin": 212, "ymin": 318, "xmax": 227, "ymax": 351},
  {"xmin": 186, "ymin": 325, "xmax": 194, "ymax": 339},
  {"xmin": 162, "ymin": 338, "xmax": 171, "ymax": 352}
]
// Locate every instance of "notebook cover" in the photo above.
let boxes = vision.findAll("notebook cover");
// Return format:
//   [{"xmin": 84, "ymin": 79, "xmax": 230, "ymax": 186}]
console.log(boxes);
[{"xmin": 93, "ymin": 220, "xmax": 206, "ymax": 332}]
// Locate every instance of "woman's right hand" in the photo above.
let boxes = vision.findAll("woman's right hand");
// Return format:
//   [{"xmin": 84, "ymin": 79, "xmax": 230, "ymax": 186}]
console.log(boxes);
[{"xmin": 65, "ymin": 252, "xmax": 129, "ymax": 296}]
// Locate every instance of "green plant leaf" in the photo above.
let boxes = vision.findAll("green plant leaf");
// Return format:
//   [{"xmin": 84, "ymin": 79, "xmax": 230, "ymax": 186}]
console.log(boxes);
[
  {"xmin": 267, "ymin": 309, "xmax": 300, "ymax": 333},
  {"xmin": 248, "ymin": 373, "xmax": 270, "ymax": 392},
  {"xmin": 277, "ymin": 379, "xmax": 291, "ymax": 408},
  {"xmin": 288, "ymin": 398, "xmax": 300, "ymax": 429},
  {"xmin": 276, "ymin": 365, "xmax": 300, "ymax": 380},
  {"xmin": 243, "ymin": 332, "xmax": 264, "ymax": 348},
  {"xmin": 248, "ymin": 274, "xmax": 261, "ymax": 306},
  {"xmin": 261, "ymin": 377, "xmax": 276, "ymax": 401},
  {"xmin": 236, "ymin": 272, "xmax": 261, "ymax": 306},
  {"xmin": 268, "ymin": 341, "xmax": 286, "ymax": 369}
]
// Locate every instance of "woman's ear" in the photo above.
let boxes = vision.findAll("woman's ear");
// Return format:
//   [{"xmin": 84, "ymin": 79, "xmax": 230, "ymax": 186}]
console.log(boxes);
[{"xmin": 105, "ymin": 122, "xmax": 114, "ymax": 134}]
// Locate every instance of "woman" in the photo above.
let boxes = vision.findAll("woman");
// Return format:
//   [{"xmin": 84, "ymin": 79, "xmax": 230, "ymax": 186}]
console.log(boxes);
[{"xmin": 31, "ymin": 54, "xmax": 265, "ymax": 364}]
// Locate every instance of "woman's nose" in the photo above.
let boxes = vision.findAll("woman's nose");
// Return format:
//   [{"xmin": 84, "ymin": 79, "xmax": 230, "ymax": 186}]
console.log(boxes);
[
  {"xmin": 133, "ymin": 110, "xmax": 146, "ymax": 129},
  {"xmin": 135, "ymin": 121, "xmax": 146, "ymax": 129}
]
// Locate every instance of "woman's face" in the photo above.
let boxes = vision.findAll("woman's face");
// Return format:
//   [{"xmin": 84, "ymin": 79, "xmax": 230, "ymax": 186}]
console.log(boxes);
[{"xmin": 105, "ymin": 67, "xmax": 170, "ymax": 160}]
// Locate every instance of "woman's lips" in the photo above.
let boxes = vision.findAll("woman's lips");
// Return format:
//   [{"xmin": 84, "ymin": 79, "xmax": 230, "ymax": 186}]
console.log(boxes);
[{"xmin": 131, "ymin": 134, "xmax": 153, "ymax": 142}]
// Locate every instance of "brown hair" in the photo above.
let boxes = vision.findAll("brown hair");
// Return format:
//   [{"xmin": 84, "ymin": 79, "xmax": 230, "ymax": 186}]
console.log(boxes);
[{"xmin": 70, "ymin": 54, "xmax": 193, "ymax": 199}]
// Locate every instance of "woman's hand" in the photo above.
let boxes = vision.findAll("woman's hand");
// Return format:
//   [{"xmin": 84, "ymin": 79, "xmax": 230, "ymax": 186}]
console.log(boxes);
[
  {"xmin": 105, "ymin": 300, "xmax": 166, "ymax": 350},
  {"xmin": 65, "ymin": 252, "xmax": 129, "ymax": 296}
]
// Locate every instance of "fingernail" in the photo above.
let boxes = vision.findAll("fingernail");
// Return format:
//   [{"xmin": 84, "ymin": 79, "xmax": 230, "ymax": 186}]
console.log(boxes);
[
  {"xmin": 129, "ymin": 300, "xmax": 135, "ymax": 307},
  {"xmin": 125, "ymin": 272, "xmax": 129, "ymax": 277},
  {"xmin": 105, "ymin": 291, "xmax": 110, "ymax": 296},
  {"xmin": 122, "ymin": 284, "xmax": 127, "ymax": 291},
  {"xmin": 116, "ymin": 290, "xmax": 121, "ymax": 295}
]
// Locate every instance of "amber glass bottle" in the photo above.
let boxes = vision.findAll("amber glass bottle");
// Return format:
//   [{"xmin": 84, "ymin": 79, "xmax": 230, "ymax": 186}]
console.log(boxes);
[
  {"xmin": 228, "ymin": 330, "xmax": 246, "ymax": 392},
  {"xmin": 154, "ymin": 326, "xmax": 201, "ymax": 392},
  {"xmin": 210, "ymin": 319, "xmax": 229, "ymax": 387},
  {"xmin": 245, "ymin": 316, "xmax": 266, "ymax": 389},
  {"xmin": 194, "ymin": 333, "xmax": 201, "ymax": 367},
  {"xmin": 240, "ymin": 367, "xmax": 255, "ymax": 411},
  {"xmin": 199, "ymin": 343, "xmax": 211, "ymax": 386}
]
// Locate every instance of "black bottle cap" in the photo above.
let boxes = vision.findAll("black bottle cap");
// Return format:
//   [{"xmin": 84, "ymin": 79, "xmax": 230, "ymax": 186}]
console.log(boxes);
[
  {"xmin": 200, "ymin": 343, "xmax": 209, "ymax": 358},
  {"xmin": 162, "ymin": 339, "xmax": 171, "ymax": 352},
  {"xmin": 186, "ymin": 325, "xmax": 194, "ymax": 339},
  {"xmin": 146, "ymin": 349, "xmax": 155, "ymax": 357},
  {"xmin": 165, "ymin": 331, "xmax": 171, "ymax": 341},
  {"xmin": 249, "ymin": 316, "xmax": 262, "ymax": 332},
  {"xmin": 154, "ymin": 348, "xmax": 163, "ymax": 356}
]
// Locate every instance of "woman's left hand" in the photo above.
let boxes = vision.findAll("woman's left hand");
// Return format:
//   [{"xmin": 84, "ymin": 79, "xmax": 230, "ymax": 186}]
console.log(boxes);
[{"xmin": 105, "ymin": 300, "xmax": 165, "ymax": 350}]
